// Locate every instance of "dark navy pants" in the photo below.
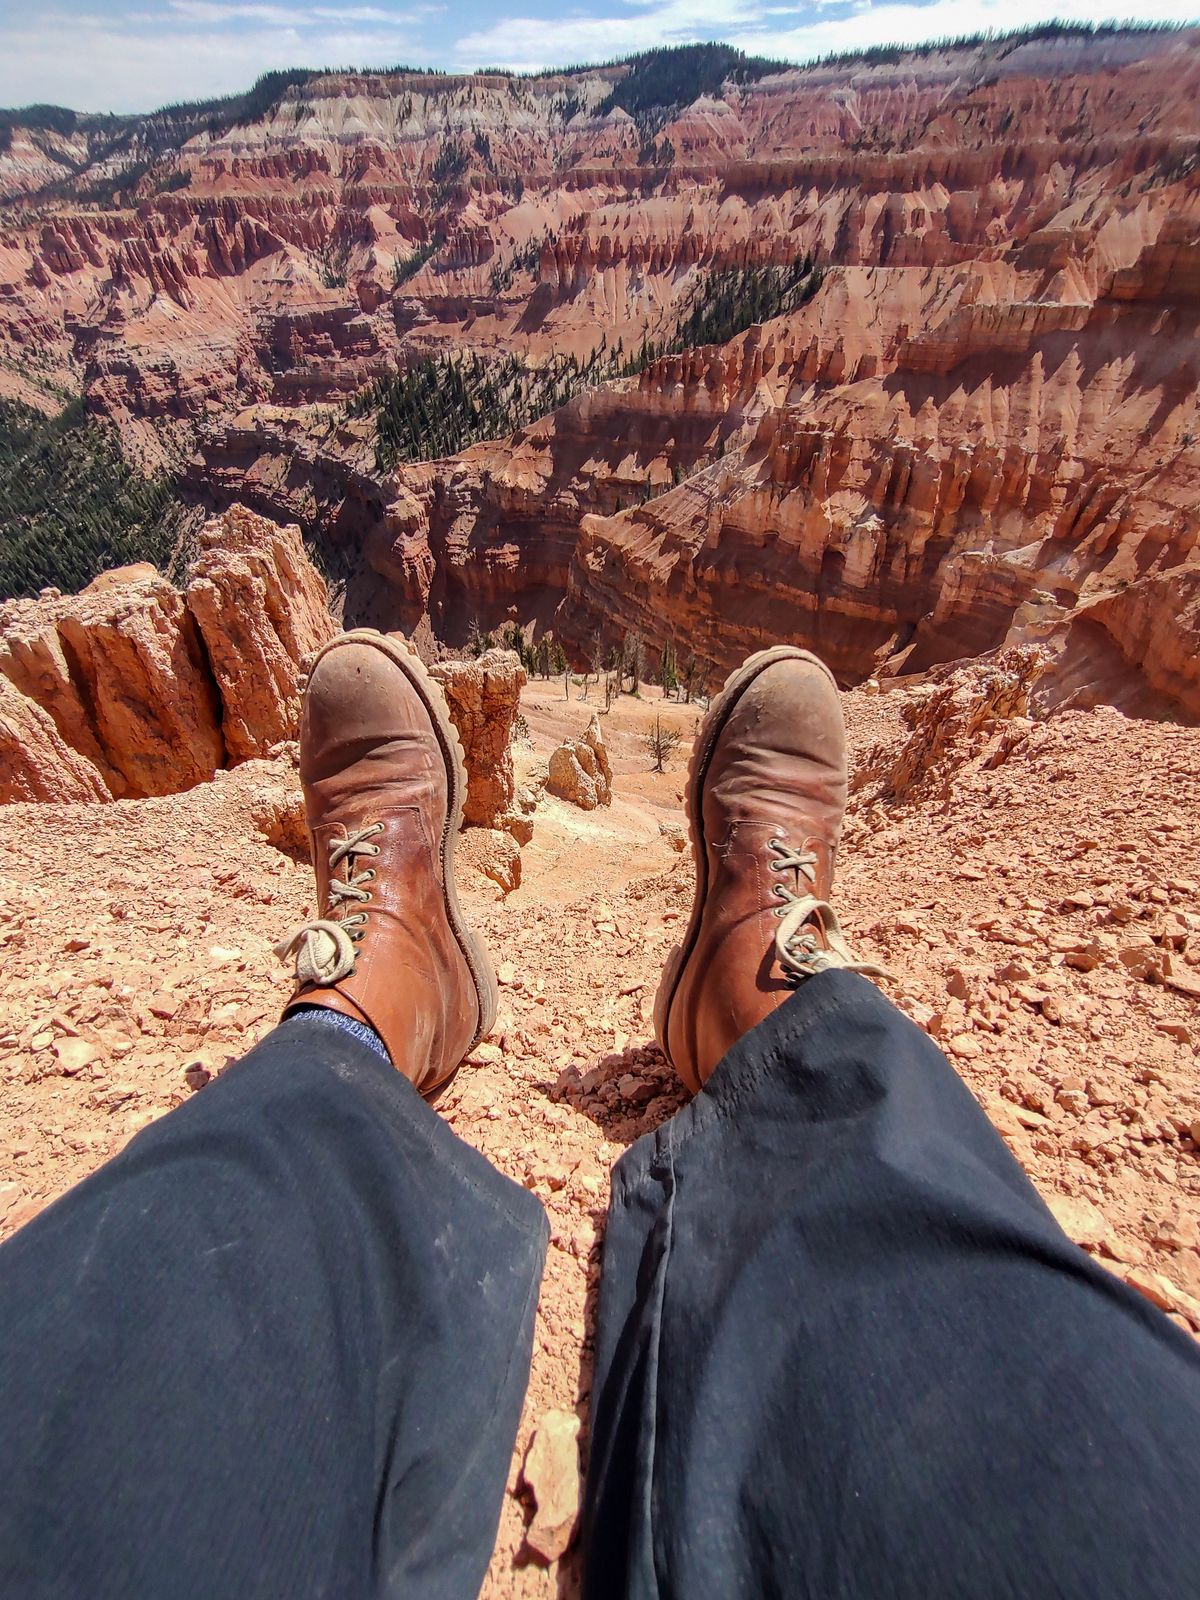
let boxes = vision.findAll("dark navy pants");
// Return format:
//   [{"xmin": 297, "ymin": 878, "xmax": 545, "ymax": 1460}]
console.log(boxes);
[{"xmin": 3, "ymin": 978, "xmax": 1199, "ymax": 1599}]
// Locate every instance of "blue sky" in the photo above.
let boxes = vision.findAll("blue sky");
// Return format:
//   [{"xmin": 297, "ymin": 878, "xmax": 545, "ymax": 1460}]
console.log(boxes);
[{"xmin": 0, "ymin": 0, "xmax": 1194, "ymax": 114}]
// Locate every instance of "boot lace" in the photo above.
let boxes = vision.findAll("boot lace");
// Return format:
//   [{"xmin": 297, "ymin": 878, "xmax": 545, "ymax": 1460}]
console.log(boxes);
[
  {"xmin": 275, "ymin": 822, "xmax": 384, "ymax": 986},
  {"xmin": 768, "ymin": 837, "xmax": 892, "ymax": 984}
]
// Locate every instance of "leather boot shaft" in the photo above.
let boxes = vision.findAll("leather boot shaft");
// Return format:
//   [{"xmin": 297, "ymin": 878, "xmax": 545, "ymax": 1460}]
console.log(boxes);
[
  {"xmin": 655, "ymin": 647, "xmax": 856, "ymax": 1093},
  {"xmin": 278, "ymin": 631, "xmax": 497, "ymax": 1097}
]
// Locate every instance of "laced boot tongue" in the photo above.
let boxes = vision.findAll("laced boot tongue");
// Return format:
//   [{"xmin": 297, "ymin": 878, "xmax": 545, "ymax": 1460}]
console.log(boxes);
[
  {"xmin": 767, "ymin": 835, "xmax": 893, "ymax": 985},
  {"xmin": 275, "ymin": 822, "xmax": 384, "ymax": 985}
]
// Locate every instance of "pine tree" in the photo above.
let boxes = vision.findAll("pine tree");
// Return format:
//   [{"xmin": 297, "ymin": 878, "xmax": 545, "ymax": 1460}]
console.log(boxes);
[
  {"xmin": 627, "ymin": 632, "xmax": 646, "ymax": 696},
  {"xmin": 660, "ymin": 641, "xmax": 678, "ymax": 696}
]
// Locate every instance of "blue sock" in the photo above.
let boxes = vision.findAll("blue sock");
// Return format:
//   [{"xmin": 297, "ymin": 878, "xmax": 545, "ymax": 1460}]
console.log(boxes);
[{"xmin": 290, "ymin": 1004, "xmax": 391, "ymax": 1065}]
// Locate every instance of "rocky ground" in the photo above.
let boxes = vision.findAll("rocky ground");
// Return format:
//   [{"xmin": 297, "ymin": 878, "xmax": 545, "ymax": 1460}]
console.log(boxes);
[{"xmin": 1, "ymin": 672, "xmax": 1199, "ymax": 1596}]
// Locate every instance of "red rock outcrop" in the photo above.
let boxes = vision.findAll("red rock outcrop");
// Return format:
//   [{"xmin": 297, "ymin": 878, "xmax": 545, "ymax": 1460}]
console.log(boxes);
[
  {"xmin": 1079, "ymin": 569, "xmax": 1200, "ymax": 723},
  {"xmin": 858, "ymin": 647, "xmax": 1049, "ymax": 807},
  {"xmin": 0, "ymin": 516, "xmax": 531, "ymax": 825},
  {"xmin": 546, "ymin": 715, "xmax": 613, "ymax": 810},
  {"xmin": 0, "ymin": 568, "xmax": 223, "ymax": 798},
  {"xmin": 185, "ymin": 505, "xmax": 337, "ymax": 760},
  {"xmin": 54, "ymin": 572, "xmax": 225, "ymax": 798},
  {"xmin": 4, "ymin": 29, "xmax": 1198, "ymax": 472},
  {"xmin": 0, "ymin": 583, "xmax": 121, "ymax": 787},
  {"xmin": 429, "ymin": 648, "xmax": 526, "ymax": 830},
  {"xmin": 0, "ymin": 675, "xmax": 110, "ymax": 804},
  {"xmin": 0, "ymin": 509, "xmax": 335, "ymax": 802}
]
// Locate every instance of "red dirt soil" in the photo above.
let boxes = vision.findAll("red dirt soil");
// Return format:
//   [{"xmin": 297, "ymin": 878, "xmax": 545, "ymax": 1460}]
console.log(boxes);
[{"xmin": 2, "ymin": 674, "xmax": 1198, "ymax": 1596}]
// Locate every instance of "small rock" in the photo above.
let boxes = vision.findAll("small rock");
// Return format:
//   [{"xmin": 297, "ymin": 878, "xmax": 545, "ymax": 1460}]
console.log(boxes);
[
  {"xmin": 458, "ymin": 828, "xmax": 522, "ymax": 894},
  {"xmin": 1063, "ymin": 943, "xmax": 1105, "ymax": 972},
  {"xmin": 948, "ymin": 1032, "xmax": 982, "ymax": 1060},
  {"xmin": 999, "ymin": 958, "xmax": 1035, "ymax": 983},
  {"xmin": 1122, "ymin": 1268, "xmax": 1176, "ymax": 1314},
  {"xmin": 54, "ymin": 1037, "xmax": 99, "ymax": 1075},
  {"xmin": 1157, "ymin": 1022, "xmax": 1192, "ymax": 1045},
  {"xmin": 1044, "ymin": 1194, "xmax": 1107, "ymax": 1249},
  {"xmin": 1054, "ymin": 1087, "xmax": 1089, "ymax": 1115},
  {"xmin": 522, "ymin": 1409, "xmax": 582, "ymax": 1562},
  {"xmin": 468, "ymin": 1041, "xmax": 504, "ymax": 1067}
]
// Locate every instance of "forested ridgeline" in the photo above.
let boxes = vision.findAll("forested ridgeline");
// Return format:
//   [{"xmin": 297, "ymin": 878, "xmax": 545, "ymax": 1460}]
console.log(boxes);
[
  {"xmin": 0, "ymin": 400, "xmax": 188, "ymax": 600},
  {"xmin": 354, "ymin": 256, "xmax": 823, "ymax": 472}
]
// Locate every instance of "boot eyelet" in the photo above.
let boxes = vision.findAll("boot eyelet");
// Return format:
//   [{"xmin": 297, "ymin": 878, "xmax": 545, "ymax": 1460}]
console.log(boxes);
[{"xmin": 772, "ymin": 884, "xmax": 788, "ymax": 900}]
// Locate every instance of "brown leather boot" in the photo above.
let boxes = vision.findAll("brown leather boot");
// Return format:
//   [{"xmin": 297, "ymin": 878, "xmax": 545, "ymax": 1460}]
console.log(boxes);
[
  {"xmin": 275, "ymin": 629, "xmax": 497, "ymax": 1098},
  {"xmin": 654, "ymin": 646, "xmax": 888, "ymax": 1094}
]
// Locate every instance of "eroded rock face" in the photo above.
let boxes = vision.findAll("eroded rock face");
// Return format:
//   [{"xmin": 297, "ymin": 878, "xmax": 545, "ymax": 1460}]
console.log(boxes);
[
  {"xmin": 1, "ymin": 568, "xmax": 225, "ymax": 799},
  {"xmin": 0, "ymin": 675, "xmax": 110, "ymax": 804},
  {"xmin": 0, "ymin": 507, "xmax": 336, "ymax": 805},
  {"xmin": 0, "ymin": 585, "xmax": 119, "ymax": 788},
  {"xmin": 857, "ymin": 647, "xmax": 1049, "ymax": 808},
  {"xmin": 1083, "ymin": 570, "xmax": 1200, "ymax": 724},
  {"xmin": 547, "ymin": 714, "xmax": 613, "ymax": 810},
  {"xmin": 63, "ymin": 573, "xmax": 225, "ymax": 798},
  {"xmin": 186, "ymin": 504, "xmax": 337, "ymax": 760},
  {"xmin": 429, "ymin": 648, "xmax": 526, "ymax": 829},
  {"xmin": 0, "ymin": 534, "xmax": 535, "ymax": 835}
]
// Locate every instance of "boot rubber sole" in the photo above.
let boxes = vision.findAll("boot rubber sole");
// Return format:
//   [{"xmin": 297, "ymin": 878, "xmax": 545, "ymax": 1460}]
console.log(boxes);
[
  {"xmin": 652, "ymin": 646, "xmax": 841, "ymax": 1081},
  {"xmin": 300, "ymin": 628, "xmax": 499, "ymax": 1098}
]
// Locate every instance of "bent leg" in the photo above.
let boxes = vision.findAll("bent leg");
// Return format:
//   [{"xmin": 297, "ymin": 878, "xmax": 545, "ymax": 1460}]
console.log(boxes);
[
  {"xmin": 0, "ymin": 1013, "xmax": 548, "ymax": 1600},
  {"xmin": 584, "ymin": 971, "xmax": 1200, "ymax": 1600}
]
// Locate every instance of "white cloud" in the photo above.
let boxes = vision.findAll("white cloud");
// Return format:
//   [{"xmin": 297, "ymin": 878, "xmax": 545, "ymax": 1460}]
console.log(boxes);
[
  {"xmin": 0, "ymin": 7, "xmax": 434, "ymax": 111},
  {"xmin": 453, "ymin": 0, "xmax": 767, "ymax": 71},
  {"xmin": 165, "ymin": 0, "xmax": 413, "ymax": 25},
  {"xmin": 165, "ymin": 1, "xmax": 305, "ymax": 21},
  {"xmin": 453, "ymin": 0, "xmax": 1198, "ymax": 72},
  {"xmin": 728, "ymin": 0, "xmax": 1199, "ymax": 63}
]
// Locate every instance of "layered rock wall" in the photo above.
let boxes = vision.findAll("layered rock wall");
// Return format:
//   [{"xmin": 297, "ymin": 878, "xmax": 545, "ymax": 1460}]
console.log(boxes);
[{"xmin": 6, "ymin": 31, "xmax": 1198, "ymax": 465}]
